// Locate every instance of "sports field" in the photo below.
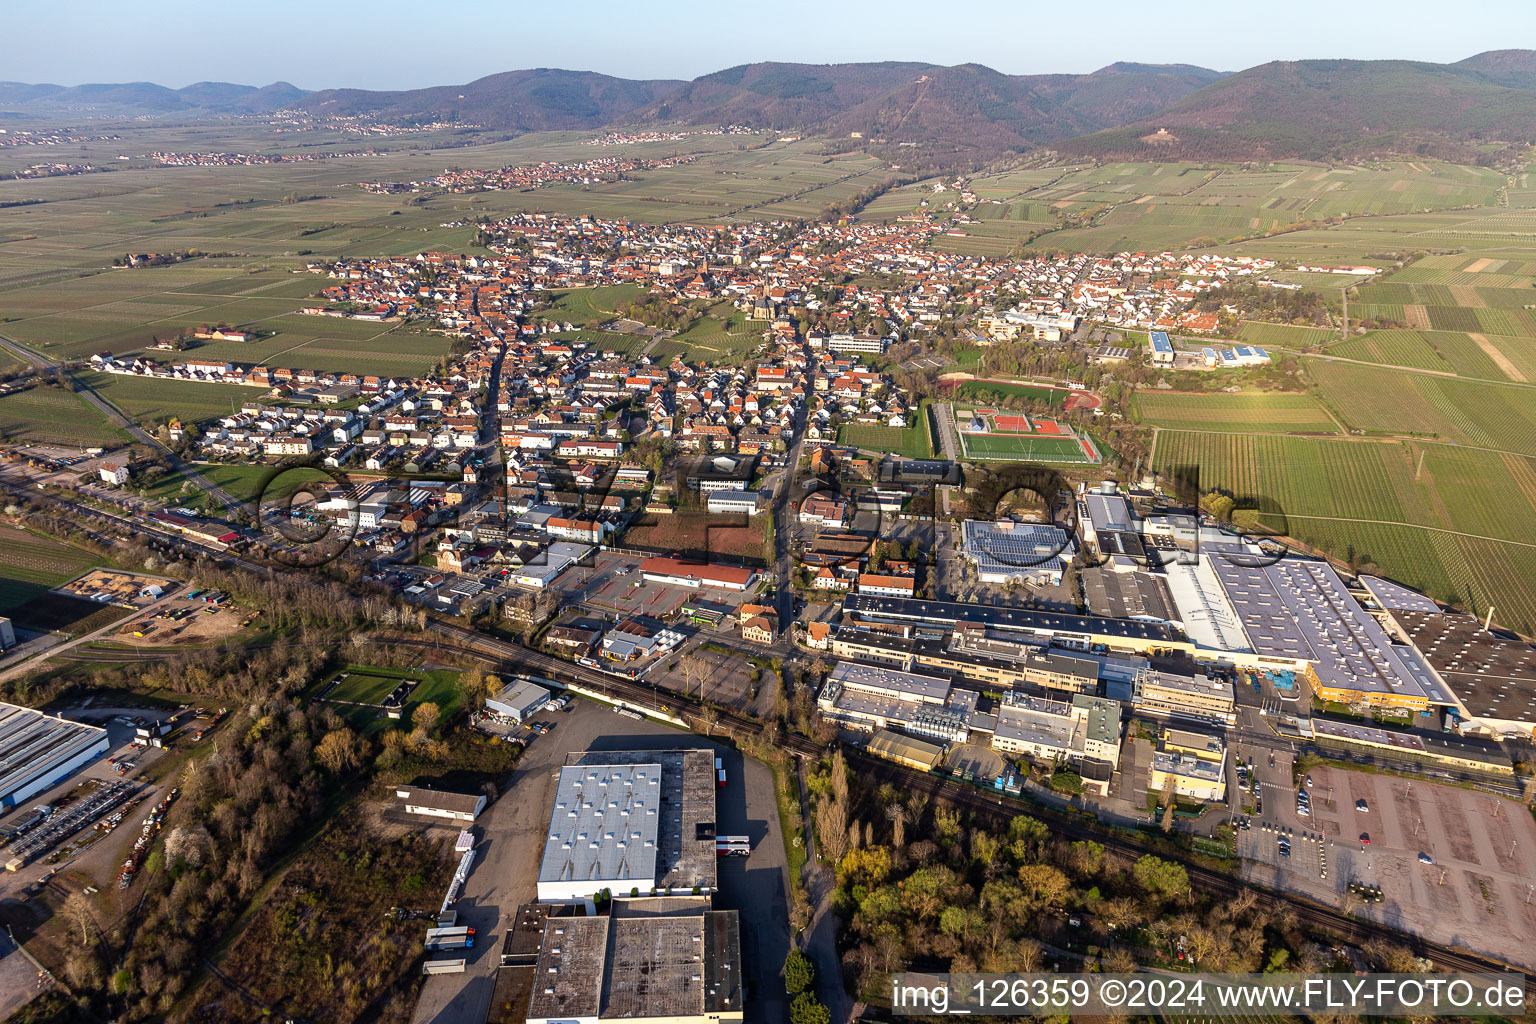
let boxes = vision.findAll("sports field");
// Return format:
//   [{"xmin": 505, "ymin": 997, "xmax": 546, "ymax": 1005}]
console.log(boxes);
[
  {"xmin": 325, "ymin": 671, "xmax": 411, "ymax": 706},
  {"xmin": 954, "ymin": 405, "xmax": 1100, "ymax": 463},
  {"xmin": 951, "ymin": 380, "xmax": 1069, "ymax": 406},
  {"xmin": 837, "ymin": 404, "xmax": 934, "ymax": 459}
]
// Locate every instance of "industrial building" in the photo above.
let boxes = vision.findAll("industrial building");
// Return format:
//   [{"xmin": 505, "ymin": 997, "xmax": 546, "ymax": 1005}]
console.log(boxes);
[
  {"xmin": 960, "ymin": 519, "xmax": 1074, "ymax": 587},
  {"xmin": 536, "ymin": 750, "xmax": 716, "ymax": 903},
  {"xmin": 841, "ymin": 594, "xmax": 1192, "ymax": 657},
  {"xmin": 816, "ymin": 661, "xmax": 973, "ymax": 743},
  {"xmin": 1149, "ymin": 726, "xmax": 1227, "ymax": 802},
  {"xmin": 486, "ymin": 679, "xmax": 552, "ymax": 723},
  {"xmin": 865, "ymin": 728, "xmax": 946, "ymax": 771},
  {"xmin": 705, "ymin": 490, "xmax": 764, "ymax": 516},
  {"xmin": 1205, "ymin": 552, "xmax": 1453, "ymax": 711},
  {"xmin": 0, "ymin": 616, "xmax": 14, "ymax": 649},
  {"xmin": 1077, "ymin": 481, "xmax": 1139, "ymax": 553},
  {"xmin": 990, "ymin": 693, "xmax": 1122, "ymax": 795},
  {"xmin": 509, "ymin": 542, "xmax": 594, "ymax": 589},
  {"xmin": 512, "ymin": 897, "xmax": 743, "ymax": 1024},
  {"xmin": 1371, "ymin": 601, "xmax": 1536, "ymax": 739},
  {"xmin": 639, "ymin": 557, "xmax": 759, "ymax": 591},
  {"xmin": 1126, "ymin": 665, "xmax": 1236, "ymax": 727},
  {"xmin": 0, "ymin": 703, "xmax": 109, "ymax": 810},
  {"xmin": 1307, "ymin": 719, "xmax": 1514, "ymax": 775},
  {"xmin": 394, "ymin": 786, "xmax": 487, "ymax": 823},
  {"xmin": 1079, "ymin": 567, "xmax": 1175, "ymax": 623}
]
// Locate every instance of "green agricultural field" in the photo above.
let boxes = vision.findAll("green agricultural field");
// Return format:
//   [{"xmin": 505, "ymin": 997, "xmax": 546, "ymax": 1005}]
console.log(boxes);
[
  {"xmin": 77, "ymin": 370, "xmax": 267, "ymax": 425},
  {"xmin": 1133, "ymin": 392, "xmax": 1337, "ymax": 433},
  {"xmin": 1237, "ymin": 322, "xmax": 1336, "ymax": 348},
  {"xmin": 0, "ymin": 525, "xmax": 102, "ymax": 613},
  {"xmin": 1330, "ymin": 330, "xmax": 1455, "ymax": 373},
  {"xmin": 0, "ymin": 385, "xmax": 128, "ymax": 446},
  {"xmin": 1151, "ymin": 430, "xmax": 1536, "ymax": 634},
  {"xmin": 1308, "ymin": 360, "xmax": 1536, "ymax": 457}
]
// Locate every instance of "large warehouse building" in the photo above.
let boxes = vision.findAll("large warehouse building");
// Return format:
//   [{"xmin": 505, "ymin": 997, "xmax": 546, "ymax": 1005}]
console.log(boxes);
[
  {"xmin": 519, "ymin": 897, "xmax": 743, "ymax": 1024},
  {"xmin": 536, "ymin": 750, "xmax": 717, "ymax": 903},
  {"xmin": 0, "ymin": 702, "xmax": 110, "ymax": 810},
  {"xmin": 639, "ymin": 557, "xmax": 759, "ymax": 591}
]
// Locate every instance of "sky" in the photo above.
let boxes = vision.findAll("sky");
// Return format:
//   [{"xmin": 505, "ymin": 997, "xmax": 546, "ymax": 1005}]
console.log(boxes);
[{"xmin": 11, "ymin": 0, "xmax": 1536, "ymax": 91}]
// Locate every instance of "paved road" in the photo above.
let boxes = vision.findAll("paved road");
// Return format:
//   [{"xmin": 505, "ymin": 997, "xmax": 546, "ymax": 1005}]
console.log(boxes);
[
  {"xmin": 0, "ymin": 590, "xmax": 178, "ymax": 683},
  {"xmin": 0, "ymin": 330, "xmax": 243, "ymax": 513}
]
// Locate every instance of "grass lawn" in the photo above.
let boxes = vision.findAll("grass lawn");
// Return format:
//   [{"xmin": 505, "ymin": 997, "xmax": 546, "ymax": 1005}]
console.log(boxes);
[
  {"xmin": 145, "ymin": 463, "xmax": 336, "ymax": 506},
  {"xmin": 550, "ymin": 284, "xmax": 646, "ymax": 327},
  {"xmin": 952, "ymin": 380, "xmax": 1069, "ymax": 406},
  {"xmin": 837, "ymin": 404, "xmax": 933, "ymax": 459}
]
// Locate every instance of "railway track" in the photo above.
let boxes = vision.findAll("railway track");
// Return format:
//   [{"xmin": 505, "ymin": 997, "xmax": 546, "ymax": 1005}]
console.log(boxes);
[
  {"xmin": 423, "ymin": 622, "xmax": 1531, "ymax": 982},
  {"xmin": 14, "ymin": 487, "xmax": 1527, "ymax": 987},
  {"xmin": 852, "ymin": 758, "xmax": 1533, "ymax": 987}
]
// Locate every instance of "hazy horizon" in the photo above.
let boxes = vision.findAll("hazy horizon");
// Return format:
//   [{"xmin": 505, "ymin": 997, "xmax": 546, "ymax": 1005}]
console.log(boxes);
[{"xmin": 8, "ymin": 0, "xmax": 1534, "ymax": 93}]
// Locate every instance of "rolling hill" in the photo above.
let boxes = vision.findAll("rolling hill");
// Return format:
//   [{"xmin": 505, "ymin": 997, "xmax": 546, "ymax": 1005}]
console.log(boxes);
[
  {"xmin": 295, "ymin": 69, "xmax": 685, "ymax": 131},
  {"xmin": 0, "ymin": 80, "xmax": 307, "ymax": 116},
  {"xmin": 4, "ymin": 50, "xmax": 1533, "ymax": 165},
  {"xmin": 644, "ymin": 61, "xmax": 1227, "ymax": 156},
  {"xmin": 1055, "ymin": 52, "xmax": 1536, "ymax": 161}
]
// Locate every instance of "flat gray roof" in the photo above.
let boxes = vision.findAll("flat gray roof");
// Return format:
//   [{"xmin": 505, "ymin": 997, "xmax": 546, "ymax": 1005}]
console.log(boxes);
[
  {"xmin": 1080, "ymin": 567, "xmax": 1174, "ymax": 623},
  {"xmin": 829, "ymin": 660, "xmax": 951, "ymax": 703},
  {"xmin": 1360, "ymin": 575, "xmax": 1441, "ymax": 613},
  {"xmin": 539, "ymin": 764, "xmax": 662, "ymax": 892},
  {"xmin": 1389, "ymin": 609, "xmax": 1536, "ymax": 725},
  {"xmin": 843, "ymin": 594, "xmax": 1181, "ymax": 643},
  {"xmin": 566, "ymin": 750, "xmax": 717, "ymax": 893},
  {"xmin": 527, "ymin": 916, "xmax": 608, "ymax": 1019},
  {"xmin": 0, "ymin": 702, "xmax": 108, "ymax": 808},
  {"xmin": 1208, "ymin": 556, "xmax": 1450, "ymax": 703}
]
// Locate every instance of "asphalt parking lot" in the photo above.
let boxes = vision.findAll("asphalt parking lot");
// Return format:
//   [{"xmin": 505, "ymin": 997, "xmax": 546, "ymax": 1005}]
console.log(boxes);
[
  {"xmin": 1236, "ymin": 757, "xmax": 1536, "ymax": 969},
  {"xmin": 550, "ymin": 551, "xmax": 699, "ymax": 621},
  {"xmin": 411, "ymin": 697, "xmax": 792, "ymax": 1024}
]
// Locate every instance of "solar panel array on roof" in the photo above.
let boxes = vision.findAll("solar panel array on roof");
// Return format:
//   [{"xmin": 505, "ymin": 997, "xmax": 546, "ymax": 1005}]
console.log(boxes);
[
  {"xmin": 962, "ymin": 520, "xmax": 1074, "ymax": 580},
  {"xmin": 1390, "ymin": 609, "xmax": 1536, "ymax": 725}
]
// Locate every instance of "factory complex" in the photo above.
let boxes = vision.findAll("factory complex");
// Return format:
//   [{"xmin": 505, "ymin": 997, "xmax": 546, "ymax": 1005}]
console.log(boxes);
[
  {"xmin": 487, "ymin": 748, "xmax": 741, "ymax": 1024},
  {"xmin": 0, "ymin": 702, "xmax": 110, "ymax": 810}
]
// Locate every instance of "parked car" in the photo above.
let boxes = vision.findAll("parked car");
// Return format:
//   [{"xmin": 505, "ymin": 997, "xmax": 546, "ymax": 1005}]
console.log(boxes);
[
  {"xmin": 1359, "ymin": 832, "xmax": 1371, "ymax": 845},
  {"xmin": 1418, "ymin": 852, "xmax": 1434, "ymax": 865},
  {"xmin": 1356, "ymin": 799, "xmax": 1369, "ymax": 812}
]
